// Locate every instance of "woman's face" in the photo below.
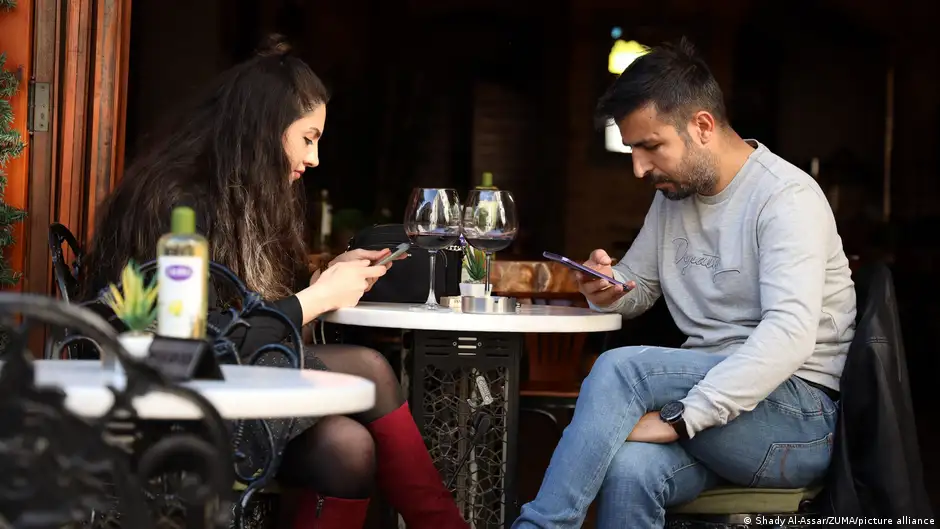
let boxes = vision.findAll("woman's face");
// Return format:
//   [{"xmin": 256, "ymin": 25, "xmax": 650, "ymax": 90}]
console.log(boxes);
[{"xmin": 283, "ymin": 104, "xmax": 327, "ymax": 183}]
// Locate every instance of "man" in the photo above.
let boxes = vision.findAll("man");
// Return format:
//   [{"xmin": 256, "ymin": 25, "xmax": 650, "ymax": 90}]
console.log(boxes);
[{"xmin": 513, "ymin": 39, "xmax": 856, "ymax": 529}]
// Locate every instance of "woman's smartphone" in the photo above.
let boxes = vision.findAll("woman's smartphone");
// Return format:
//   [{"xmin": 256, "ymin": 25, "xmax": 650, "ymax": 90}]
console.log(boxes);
[
  {"xmin": 375, "ymin": 242, "xmax": 411, "ymax": 266},
  {"xmin": 543, "ymin": 251, "xmax": 633, "ymax": 290}
]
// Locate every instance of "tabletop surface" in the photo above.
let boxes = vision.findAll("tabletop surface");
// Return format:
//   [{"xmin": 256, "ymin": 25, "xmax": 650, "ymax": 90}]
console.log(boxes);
[
  {"xmin": 3, "ymin": 360, "xmax": 376, "ymax": 421},
  {"xmin": 319, "ymin": 301, "xmax": 623, "ymax": 333}
]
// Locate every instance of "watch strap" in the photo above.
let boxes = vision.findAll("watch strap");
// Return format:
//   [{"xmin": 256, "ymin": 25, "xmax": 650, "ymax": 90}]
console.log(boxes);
[{"xmin": 670, "ymin": 418, "xmax": 689, "ymax": 440}]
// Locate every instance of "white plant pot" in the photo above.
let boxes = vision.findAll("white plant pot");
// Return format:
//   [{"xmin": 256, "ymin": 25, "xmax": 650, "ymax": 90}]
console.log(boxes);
[
  {"xmin": 459, "ymin": 282, "xmax": 490, "ymax": 297},
  {"xmin": 109, "ymin": 332, "xmax": 154, "ymax": 386},
  {"xmin": 120, "ymin": 332, "xmax": 155, "ymax": 359}
]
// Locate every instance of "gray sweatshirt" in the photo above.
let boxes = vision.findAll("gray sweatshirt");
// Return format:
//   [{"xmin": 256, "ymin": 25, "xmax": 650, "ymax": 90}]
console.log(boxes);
[{"xmin": 592, "ymin": 140, "xmax": 856, "ymax": 438}]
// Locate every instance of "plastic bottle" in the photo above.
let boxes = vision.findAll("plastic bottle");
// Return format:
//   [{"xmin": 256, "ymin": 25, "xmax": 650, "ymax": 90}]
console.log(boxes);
[{"xmin": 156, "ymin": 206, "xmax": 209, "ymax": 339}]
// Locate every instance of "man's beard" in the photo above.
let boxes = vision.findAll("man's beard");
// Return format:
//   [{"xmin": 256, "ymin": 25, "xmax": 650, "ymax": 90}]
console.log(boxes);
[{"xmin": 645, "ymin": 145, "xmax": 719, "ymax": 201}]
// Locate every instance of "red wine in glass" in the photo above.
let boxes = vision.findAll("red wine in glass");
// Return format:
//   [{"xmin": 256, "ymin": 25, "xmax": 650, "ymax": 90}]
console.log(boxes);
[
  {"xmin": 461, "ymin": 190, "xmax": 518, "ymax": 294},
  {"xmin": 408, "ymin": 230, "xmax": 461, "ymax": 251},
  {"xmin": 404, "ymin": 188, "xmax": 462, "ymax": 309},
  {"xmin": 464, "ymin": 234, "xmax": 515, "ymax": 253}
]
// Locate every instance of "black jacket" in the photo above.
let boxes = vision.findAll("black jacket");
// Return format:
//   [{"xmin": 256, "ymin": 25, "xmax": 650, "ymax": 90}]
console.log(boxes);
[{"xmin": 819, "ymin": 263, "xmax": 933, "ymax": 520}]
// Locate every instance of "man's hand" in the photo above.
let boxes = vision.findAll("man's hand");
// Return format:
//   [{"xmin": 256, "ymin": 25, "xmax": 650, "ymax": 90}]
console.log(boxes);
[
  {"xmin": 626, "ymin": 411, "xmax": 679, "ymax": 443},
  {"xmin": 576, "ymin": 249, "xmax": 635, "ymax": 308}
]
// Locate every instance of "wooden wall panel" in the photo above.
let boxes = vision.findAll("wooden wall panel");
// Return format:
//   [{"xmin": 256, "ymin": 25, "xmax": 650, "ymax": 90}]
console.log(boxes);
[
  {"xmin": 85, "ymin": 0, "xmax": 132, "ymax": 241},
  {"xmin": 20, "ymin": 0, "xmax": 131, "ymax": 352},
  {"xmin": 25, "ymin": 0, "xmax": 63, "ymax": 299},
  {"xmin": 15, "ymin": 0, "xmax": 131, "ymax": 296},
  {"xmin": 52, "ymin": 0, "xmax": 132, "ymax": 259},
  {"xmin": 57, "ymin": 0, "xmax": 93, "ymax": 243}
]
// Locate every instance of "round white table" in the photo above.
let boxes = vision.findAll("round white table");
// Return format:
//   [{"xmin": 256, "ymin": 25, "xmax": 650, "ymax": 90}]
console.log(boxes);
[
  {"xmin": 319, "ymin": 301, "xmax": 622, "ymax": 333},
  {"xmin": 10, "ymin": 360, "xmax": 376, "ymax": 421}
]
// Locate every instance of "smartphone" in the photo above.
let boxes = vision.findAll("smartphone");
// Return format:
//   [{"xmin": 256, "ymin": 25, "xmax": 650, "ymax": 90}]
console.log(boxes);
[
  {"xmin": 375, "ymin": 242, "xmax": 411, "ymax": 266},
  {"xmin": 542, "ymin": 251, "xmax": 633, "ymax": 290}
]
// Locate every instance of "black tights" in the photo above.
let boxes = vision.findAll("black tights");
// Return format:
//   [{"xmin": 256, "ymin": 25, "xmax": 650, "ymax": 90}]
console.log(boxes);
[{"xmin": 276, "ymin": 345, "xmax": 404, "ymax": 499}]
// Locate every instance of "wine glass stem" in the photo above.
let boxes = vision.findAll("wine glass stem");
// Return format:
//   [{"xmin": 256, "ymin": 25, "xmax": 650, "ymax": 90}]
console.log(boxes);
[
  {"xmin": 484, "ymin": 252, "xmax": 493, "ymax": 295},
  {"xmin": 426, "ymin": 251, "xmax": 438, "ymax": 307}
]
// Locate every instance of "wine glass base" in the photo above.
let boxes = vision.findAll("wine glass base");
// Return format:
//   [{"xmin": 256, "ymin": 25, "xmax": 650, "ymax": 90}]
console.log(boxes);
[{"xmin": 409, "ymin": 302, "xmax": 449, "ymax": 312}]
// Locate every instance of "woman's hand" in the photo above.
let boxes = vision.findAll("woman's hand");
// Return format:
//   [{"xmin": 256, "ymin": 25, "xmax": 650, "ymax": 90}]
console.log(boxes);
[
  {"xmin": 297, "ymin": 260, "xmax": 387, "ymax": 322},
  {"xmin": 311, "ymin": 248, "xmax": 406, "ymax": 291},
  {"xmin": 329, "ymin": 248, "xmax": 390, "ymax": 267}
]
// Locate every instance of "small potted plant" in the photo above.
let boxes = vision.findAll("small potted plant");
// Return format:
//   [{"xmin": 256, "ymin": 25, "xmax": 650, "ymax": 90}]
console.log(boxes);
[
  {"xmin": 103, "ymin": 260, "xmax": 159, "ymax": 369},
  {"xmin": 460, "ymin": 245, "xmax": 489, "ymax": 297}
]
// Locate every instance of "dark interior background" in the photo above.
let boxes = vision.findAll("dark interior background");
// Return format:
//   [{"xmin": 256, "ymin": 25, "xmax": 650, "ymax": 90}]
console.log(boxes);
[{"xmin": 123, "ymin": 0, "xmax": 940, "ymax": 515}]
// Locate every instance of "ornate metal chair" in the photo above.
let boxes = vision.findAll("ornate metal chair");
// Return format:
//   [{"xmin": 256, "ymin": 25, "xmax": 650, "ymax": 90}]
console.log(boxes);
[
  {"xmin": 0, "ymin": 292, "xmax": 235, "ymax": 529},
  {"xmin": 72, "ymin": 260, "xmax": 306, "ymax": 529}
]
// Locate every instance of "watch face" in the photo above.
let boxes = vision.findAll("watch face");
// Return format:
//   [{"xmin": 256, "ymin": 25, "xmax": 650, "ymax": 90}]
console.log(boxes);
[{"xmin": 661, "ymin": 401, "xmax": 684, "ymax": 422}]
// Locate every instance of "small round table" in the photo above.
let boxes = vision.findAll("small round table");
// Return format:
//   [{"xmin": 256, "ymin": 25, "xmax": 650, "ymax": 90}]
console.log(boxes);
[
  {"xmin": 21, "ymin": 360, "xmax": 376, "ymax": 420},
  {"xmin": 320, "ymin": 301, "xmax": 621, "ymax": 527}
]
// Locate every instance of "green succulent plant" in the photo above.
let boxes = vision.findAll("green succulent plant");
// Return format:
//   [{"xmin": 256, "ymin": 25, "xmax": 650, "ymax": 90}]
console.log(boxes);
[
  {"xmin": 105, "ymin": 260, "xmax": 159, "ymax": 333},
  {"xmin": 463, "ymin": 246, "xmax": 486, "ymax": 282}
]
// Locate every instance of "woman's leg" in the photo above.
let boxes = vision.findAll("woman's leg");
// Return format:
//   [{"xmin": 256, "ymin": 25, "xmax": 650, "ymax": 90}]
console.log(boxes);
[
  {"xmin": 308, "ymin": 344, "xmax": 404, "ymax": 423},
  {"xmin": 311, "ymin": 344, "xmax": 468, "ymax": 529},
  {"xmin": 277, "ymin": 415, "xmax": 375, "ymax": 529}
]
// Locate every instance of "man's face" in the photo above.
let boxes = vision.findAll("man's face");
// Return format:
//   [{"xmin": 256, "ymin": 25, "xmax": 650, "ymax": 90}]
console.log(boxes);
[{"xmin": 617, "ymin": 105, "xmax": 718, "ymax": 200}]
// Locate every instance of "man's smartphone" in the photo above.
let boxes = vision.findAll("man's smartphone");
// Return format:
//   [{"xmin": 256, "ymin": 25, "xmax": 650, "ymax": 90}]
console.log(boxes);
[
  {"xmin": 543, "ymin": 251, "xmax": 633, "ymax": 290},
  {"xmin": 375, "ymin": 242, "xmax": 411, "ymax": 266}
]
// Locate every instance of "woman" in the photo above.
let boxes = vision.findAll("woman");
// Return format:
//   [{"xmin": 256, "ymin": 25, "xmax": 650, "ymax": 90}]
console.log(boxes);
[{"xmin": 80, "ymin": 35, "xmax": 467, "ymax": 529}]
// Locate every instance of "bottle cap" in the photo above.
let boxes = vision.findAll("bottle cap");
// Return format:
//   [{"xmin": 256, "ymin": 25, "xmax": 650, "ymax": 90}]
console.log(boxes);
[
  {"xmin": 171, "ymin": 206, "xmax": 196, "ymax": 235},
  {"xmin": 481, "ymin": 172, "xmax": 493, "ymax": 188}
]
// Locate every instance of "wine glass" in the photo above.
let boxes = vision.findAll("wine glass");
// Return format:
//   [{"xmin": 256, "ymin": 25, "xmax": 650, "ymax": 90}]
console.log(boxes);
[
  {"xmin": 404, "ymin": 188, "xmax": 463, "ymax": 310},
  {"xmin": 461, "ymin": 190, "xmax": 518, "ymax": 295}
]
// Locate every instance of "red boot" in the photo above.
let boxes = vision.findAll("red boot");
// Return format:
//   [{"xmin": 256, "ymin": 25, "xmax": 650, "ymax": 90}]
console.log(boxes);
[
  {"xmin": 291, "ymin": 491, "xmax": 370, "ymax": 529},
  {"xmin": 367, "ymin": 402, "xmax": 468, "ymax": 529}
]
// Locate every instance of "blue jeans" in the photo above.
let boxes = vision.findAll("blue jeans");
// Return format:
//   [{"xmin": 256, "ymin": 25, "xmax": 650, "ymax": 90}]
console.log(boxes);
[{"xmin": 513, "ymin": 346, "xmax": 839, "ymax": 529}]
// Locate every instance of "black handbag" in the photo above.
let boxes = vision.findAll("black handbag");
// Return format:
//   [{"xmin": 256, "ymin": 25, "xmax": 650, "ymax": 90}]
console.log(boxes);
[{"xmin": 346, "ymin": 223, "xmax": 461, "ymax": 303}]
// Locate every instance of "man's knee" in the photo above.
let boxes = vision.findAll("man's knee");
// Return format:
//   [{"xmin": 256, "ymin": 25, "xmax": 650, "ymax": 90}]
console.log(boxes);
[
  {"xmin": 604, "ymin": 441, "xmax": 673, "ymax": 488},
  {"xmin": 604, "ymin": 441, "xmax": 712, "ymax": 509},
  {"xmin": 585, "ymin": 346, "xmax": 657, "ymax": 387}
]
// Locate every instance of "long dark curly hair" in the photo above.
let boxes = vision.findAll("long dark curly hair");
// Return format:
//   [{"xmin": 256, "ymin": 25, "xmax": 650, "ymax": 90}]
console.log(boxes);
[{"xmin": 82, "ymin": 35, "xmax": 329, "ymax": 301}]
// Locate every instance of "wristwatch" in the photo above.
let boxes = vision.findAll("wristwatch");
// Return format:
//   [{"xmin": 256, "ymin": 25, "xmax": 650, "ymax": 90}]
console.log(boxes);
[{"xmin": 660, "ymin": 401, "xmax": 689, "ymax": 440}]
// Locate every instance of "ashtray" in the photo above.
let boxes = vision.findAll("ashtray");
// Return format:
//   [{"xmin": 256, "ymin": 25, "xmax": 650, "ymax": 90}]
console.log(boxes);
[{"xmin": 460, "ymin": 295, "xmax": 519, "ymax": 314}]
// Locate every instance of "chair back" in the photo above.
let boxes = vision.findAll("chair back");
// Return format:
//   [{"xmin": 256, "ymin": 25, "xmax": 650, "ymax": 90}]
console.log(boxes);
[
  {"xmin": 48, "ymin": 223, "xmax": 84, "ymax": 303},
  {"xmin": 0, "ymin": 292, "xmax": 236, "ymax": 528},
  {"xmin": 491, "ymin": 261, "xmax": 596, "ymax": 387},
  {"xmin": 820, "ymin": 262, "xmax": 932, "ymax": 518},
  {"xmin": 524, "ymin": 332, "xmax": 588, "ymax": 385}
]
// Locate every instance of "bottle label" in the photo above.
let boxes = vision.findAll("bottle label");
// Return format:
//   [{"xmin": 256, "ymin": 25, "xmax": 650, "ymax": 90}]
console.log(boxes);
[{"xmin": 157, "ymin": 256, "xmax": 206, "ymax": 338}]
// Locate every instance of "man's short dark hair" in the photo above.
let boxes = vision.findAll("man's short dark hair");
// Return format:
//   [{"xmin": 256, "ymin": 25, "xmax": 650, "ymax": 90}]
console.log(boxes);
[{"xmin": 595, "ymin": 37, "xmax": 728, "ymax": 131}]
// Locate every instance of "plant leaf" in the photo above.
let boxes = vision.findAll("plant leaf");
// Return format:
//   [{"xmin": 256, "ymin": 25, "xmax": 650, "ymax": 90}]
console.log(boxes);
[
  {"xmin": 108, "ymin": 259, "xmax": 160, "ymax": 332},
  {"xmin": 145, "ymin": 282, "xmax": 158, "ymax": 309},
  {"xmin": 121, "ymin": 262, "xmax": 136, "ymax": 312},
  {"xmin": 107, "ymin": 284, "xmax": 125, "ymax": 313}
]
